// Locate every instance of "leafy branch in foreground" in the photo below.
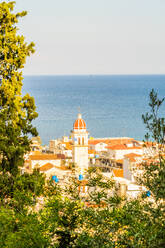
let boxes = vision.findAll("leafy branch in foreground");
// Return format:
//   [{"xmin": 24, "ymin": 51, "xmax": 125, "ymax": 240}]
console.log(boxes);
[
  {"xmin": 141, "ymin": 89, "xmax": 165, "ymax": 202},
  {"xmin": 0, "ymin": 1, "xmax": 37, "ymax": 177},
  {"xmin": 142, "ymin": 89, "xmax": 165, "ymax": 145}
]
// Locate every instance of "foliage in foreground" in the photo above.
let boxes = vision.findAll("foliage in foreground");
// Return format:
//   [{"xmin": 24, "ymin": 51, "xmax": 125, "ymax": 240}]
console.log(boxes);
[
  {"xmin": 0, "ymin": 164, "xmax": 164, "ymax": 248},
  {"xmin": 0, "ymin": 1, "xmax": 37, "ymax": 177},
  {"xmin": 0, "ymin": 1, "xmax": 165, "ymax": 247}
]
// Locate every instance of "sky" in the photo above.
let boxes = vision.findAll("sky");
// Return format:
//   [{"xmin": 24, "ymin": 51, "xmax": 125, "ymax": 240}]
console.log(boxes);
[{"xmin": 13, "ymin": 0, "xmax": 164, "ymax": 75}]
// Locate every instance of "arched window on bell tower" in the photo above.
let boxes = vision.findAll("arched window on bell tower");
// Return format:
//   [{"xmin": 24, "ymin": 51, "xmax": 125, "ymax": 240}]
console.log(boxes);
[
  {"xmin": 78, "ymin": 137, "xmax": 81, "ymax": 145},
  {"xmin": 82, "ymin": 137, "xmax": 84, "ymax": 145}
]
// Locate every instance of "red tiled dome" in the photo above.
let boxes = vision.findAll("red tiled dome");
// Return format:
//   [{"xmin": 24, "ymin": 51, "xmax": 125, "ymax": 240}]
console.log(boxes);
[{"xmin": 73, "ymin": 114, "xmax": 86, "ymax": 130}]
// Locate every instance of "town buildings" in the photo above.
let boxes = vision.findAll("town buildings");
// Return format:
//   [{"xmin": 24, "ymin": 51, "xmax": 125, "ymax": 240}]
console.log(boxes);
[{"xmin": 24, "ymin": 113, "xmax": 158, "ymax": 198}]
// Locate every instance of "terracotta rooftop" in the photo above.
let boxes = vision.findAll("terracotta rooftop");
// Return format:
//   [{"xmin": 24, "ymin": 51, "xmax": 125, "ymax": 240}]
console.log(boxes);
[
  {"xmin": 31, "ymin": 151, "xmax": 41, "ymax": 155},
  {"xmin": 125, "ymin": 153, "xmax": 142, "ymax": 158},
  {"xmin": 107, "ymin": 144, "xmax": 142, "ymax": 150},
  {"xmin": 88, "ymin": 140, "xmax": 109, "ymax": 145},
  {"xmin": 113, "ymin": 169, "xmax": 123, "ymax": 178},
  {"xmin": 30, "ymin": 154, "xmax": 65, "ymax": 160},
  {"xmin": 89, "ymin": 138, "xmax": 136, "ymax": 147},
  {"xmin": 115, "ymin": 159, "xmax": 123, "ymax": 164},
  {"xmin": 63, "ymin": 142, "xmax": 72, "ymax": 150},
  {"xmin": 40, "ymin": 163, "xmax": 54, "ymax": 172},
  {"xmin": 56, "ymin": 165, "xmax": 71, "ymax": 170},
  {"xmin": 40, "ymin": 163, "xmax": 71, "ymax": 172},
  {"xmin": 88, "ymin": 149, "xmax": 96, "ymax": 154},
  {"xmin": 124, "ymin": 153, "xmax": 142, "ymax": 162}
]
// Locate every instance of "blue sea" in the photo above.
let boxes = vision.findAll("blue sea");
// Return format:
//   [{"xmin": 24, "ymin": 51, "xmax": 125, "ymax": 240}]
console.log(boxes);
[{"xmin": 22, "ymin": 75, "xmax": 165, "ymax": 145}]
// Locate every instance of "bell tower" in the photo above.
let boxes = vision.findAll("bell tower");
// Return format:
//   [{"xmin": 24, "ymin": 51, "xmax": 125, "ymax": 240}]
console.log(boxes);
[{"xmin": 71, "ymin": 113, "xmax": 88, "ymax": 174}]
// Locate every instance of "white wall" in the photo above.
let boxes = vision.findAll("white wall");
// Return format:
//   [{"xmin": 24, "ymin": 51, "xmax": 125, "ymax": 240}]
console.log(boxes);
[
  {"xmin": 108, "ymin": 148, "xmax": 143, "ymax": 160},
  {"xmin": 123, "ymin": 158, "xmax": 132, "ymax": 181}
]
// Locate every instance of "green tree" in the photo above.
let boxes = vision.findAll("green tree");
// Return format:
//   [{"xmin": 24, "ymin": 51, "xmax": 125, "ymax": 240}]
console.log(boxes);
[
  {"xmin": 0, "ymin": 0, "xmax": 46, "ymax": 236},
  {"xmin": 0, "ymin": 1, "xmax": 38, "ymax": 177},
  {"xmin": 140, "ymin": 89, "xmax": 165, "ymax": 247},
  {"xmin": 142, "ymin": 89, "xmax": 165, "ymax": 201},
  {"xmin": 0, "ymin": 206, "xmax": 50, "ymax": 248},
  {"xmin": 42, "ymin": 168, "xmax": 123, "ymax": 248},
  {"xmin": 115, "ymin": 89, "xmax": 165, "ymax": 247}
]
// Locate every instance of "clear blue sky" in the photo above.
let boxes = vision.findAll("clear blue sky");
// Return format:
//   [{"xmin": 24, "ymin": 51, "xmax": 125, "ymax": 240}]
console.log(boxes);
[{"xmin": 14, "ymin": 0, "xmax": 164, "ymax": 75}]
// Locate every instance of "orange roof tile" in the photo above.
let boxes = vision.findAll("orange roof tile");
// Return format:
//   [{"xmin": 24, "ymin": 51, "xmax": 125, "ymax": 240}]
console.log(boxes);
[
  {"xmin": 113, "ymin": 169, "xmax": 123, "ymax": 178},
  {"xmin": 88, "ymin": 140, "xmax": 109, "ymax": 145},
  {"xmin": 30, "ymin": 154, "xmax": 58, "ymax": 160},
  {"xmin": 116, "ymin": 159, "xmax": 123, "ymax": 164},
  {"xmin": 107, "ymin": 144, "xmax": 142, "ymax": 150},
  {"xmin": 61, "ymin": 142, "xmax": 73, "ymax": 150},
  {"xmin": 31, "ymin": 151, "xmax": 41, "ymax": 155},
  {"xmin": 89, "ymin": 138, "xmax": 136, "ymax": 147},
  {"xmin": 56, "ymin": 165, "xmax": 70, "ymax": 170},
  {"xmin": 66, "ymin": 143, "xmax": 72, "ymax": 150},
  {"xmin": 88, "ymin": 150, "xmax": 96, "ymax": 154},
  {"xmin": 40, "ymin": 163, "xmax": 54, "ymax": 171},
  {"xmin": 124, "ymin": 153, "xmax": 142, "ymax": 162},
  {"xmin": 40, "ymin": 163, "xmax": 71, "ymax": 172},
  {"xmin": 124, "ymin": 153, "xmax": 142, "ymax": 158}
]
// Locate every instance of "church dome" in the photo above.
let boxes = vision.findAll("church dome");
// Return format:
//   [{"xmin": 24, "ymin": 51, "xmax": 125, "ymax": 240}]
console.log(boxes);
[{"xmin": 73, "ymin": 113, "xmax": 86, "ymax": 130}]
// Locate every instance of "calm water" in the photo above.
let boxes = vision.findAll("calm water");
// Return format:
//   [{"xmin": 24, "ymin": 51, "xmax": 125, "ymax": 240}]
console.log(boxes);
[{"xmin": 22, "ymin": 75, "xmax": 165, "ymax": 145}]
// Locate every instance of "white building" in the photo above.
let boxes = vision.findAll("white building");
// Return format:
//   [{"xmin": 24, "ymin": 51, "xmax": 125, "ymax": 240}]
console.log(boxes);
[
  {"xmin": 107, "ymin": 142, "xmax": 143, "ymax": 160},
  {"xmin": 123, "ymin": 153, "xmax": 142, "ymax": 182},
  {"xmin": 89, "ymin": 140, "xmax": 108, "ymax": 152},
  {"xmin": 39, "ymin": 162, "xmax": 72, "ymax": 179},
  {"xmin": 29, "ymin": 154, "xmax": 65, "ymax": 171},
  {"xmin": 71, "ymin": 113, "xmax": 89, "ymax": 174}
]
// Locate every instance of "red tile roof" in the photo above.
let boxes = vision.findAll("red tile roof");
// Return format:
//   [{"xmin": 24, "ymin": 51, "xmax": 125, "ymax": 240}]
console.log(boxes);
[
  {"xmin": 89, "ymin": 138, "xmax": 135, "ymax": 147},
  {"xmin": 115, "ymin": 159, "xmax": 123, "ymax": 164},
  {"xmin": 88, "ymin": 140, "xmax": 109, "ymax": 145},
  {"xmin": 61, "ymin": 142, "xmax": 73, "ymax": 150},
  {"xmin": 40, "ymin": 163, "xmax": 71, "ymax": 172},
  {"xmin": 40, "ymin": 163, "xmax": 54, "ymax": 171},
  {"xmin": 88, "ymin": 149, "xmax": 96, "ymax": 154},
  {"xmin": 107, "ymin": 144, "xmax": 142, "ymax": 150},
  {"xmin": 113, "ymin": 169, "xmax": 123, "ymax": 178},
  {"xmin": 30, "ymin": 154, "xmax": 65, "ymax": 160},
  {"xmin": 124, "ymin": 153, "xmax": 142, "ymax": 162}
]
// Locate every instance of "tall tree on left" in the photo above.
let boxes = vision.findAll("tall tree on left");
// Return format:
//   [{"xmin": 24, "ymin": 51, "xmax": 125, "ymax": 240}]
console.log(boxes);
[{"xmin": 0, "ymin": 1, "xmax": 38, "ymax": 176}]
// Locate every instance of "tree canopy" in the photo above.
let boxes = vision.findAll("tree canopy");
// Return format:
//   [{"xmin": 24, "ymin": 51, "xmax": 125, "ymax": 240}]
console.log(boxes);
[{"xmin": 0, "ymin": 1, "xmax": 38, "ymax": 176}]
